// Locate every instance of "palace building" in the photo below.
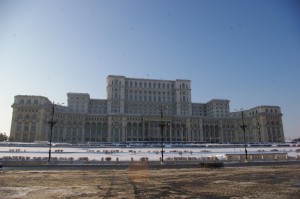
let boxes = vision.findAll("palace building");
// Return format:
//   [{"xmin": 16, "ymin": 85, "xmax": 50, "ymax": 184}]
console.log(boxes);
[{"xmin": 10, "ymin": 75, "xmax": 284, "ymax": 143}]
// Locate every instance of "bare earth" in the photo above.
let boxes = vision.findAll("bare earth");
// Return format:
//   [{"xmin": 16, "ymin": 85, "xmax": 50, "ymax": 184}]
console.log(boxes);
[{"xmin": 0, "ymin": 164, "xmax": 299, "ymax": 199}]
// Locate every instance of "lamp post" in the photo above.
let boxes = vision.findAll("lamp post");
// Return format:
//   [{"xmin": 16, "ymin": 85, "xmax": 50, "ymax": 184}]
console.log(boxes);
[
  {"xmin": 48, "ymin": 102, "xmax": 56, "ymax": 163},
  {"xmin": 160, "ymin": 106, "xmax": 164, "ymax": 163},
  {"xmin": 48, "ymin": 102, "xmax": 63, "ymax": 163},
  {"xmin": 159, "ymin": 105, "xmax": 168, "ymax": 163},
  {"xmin": 240, "ymin": 110, "xmax": 248, "ymax": 160}
]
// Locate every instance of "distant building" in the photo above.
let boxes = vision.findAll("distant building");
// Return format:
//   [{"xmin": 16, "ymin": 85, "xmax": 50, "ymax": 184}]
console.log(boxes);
[{"xmin": 10, "ymin": 75, "xmax": 284, "ymax": 143}]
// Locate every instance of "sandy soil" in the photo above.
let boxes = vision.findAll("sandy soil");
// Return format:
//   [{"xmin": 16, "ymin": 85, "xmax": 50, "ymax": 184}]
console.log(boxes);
[{"xmin": 0, "ymin": 164, "xmax": 299, "ymax": 199}]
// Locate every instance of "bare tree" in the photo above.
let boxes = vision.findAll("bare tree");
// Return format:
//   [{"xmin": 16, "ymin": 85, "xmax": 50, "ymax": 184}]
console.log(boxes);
[{"xmin": 0, "ymin": 132, "xmax": 8, "ymax": 142}]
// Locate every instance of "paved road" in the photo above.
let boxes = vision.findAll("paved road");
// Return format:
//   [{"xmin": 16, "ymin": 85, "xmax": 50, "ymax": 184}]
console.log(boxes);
[{"xmin": 2, "ymin": 160, "xmax": 300, "ymax": 170}]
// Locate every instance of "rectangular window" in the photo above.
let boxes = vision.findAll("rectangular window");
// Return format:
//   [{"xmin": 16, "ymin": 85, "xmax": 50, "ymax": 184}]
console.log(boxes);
[
  {"xmin": 17, "ymin": 123, "xmax": 22, "ymax": 132},
  {"xmin": 24, "ymin": 123, "xmax": 29, "ymax": 132}
]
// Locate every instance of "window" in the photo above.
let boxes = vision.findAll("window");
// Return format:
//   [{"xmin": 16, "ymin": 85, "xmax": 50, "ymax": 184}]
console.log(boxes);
[
  {"xmin": 24, "ymin": 123, "xmax": 29, "ymax": 131},
  {"xmin": 17, "ymin": 123, "xmax": 22, "ymax": 132}
]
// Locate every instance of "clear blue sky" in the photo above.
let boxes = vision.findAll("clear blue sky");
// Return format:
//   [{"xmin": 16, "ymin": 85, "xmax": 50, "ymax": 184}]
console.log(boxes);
[{"xmin": 0, "ymin": 0, "xmax": 299, "ymax": 139}]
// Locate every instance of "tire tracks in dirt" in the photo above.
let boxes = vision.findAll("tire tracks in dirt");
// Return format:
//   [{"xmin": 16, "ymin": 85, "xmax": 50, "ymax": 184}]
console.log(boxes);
[
  {"xmin": 103, "ymin": 173, "xmax": 115, "ymax": 199},
  {"xmin": 102, "ymin": 172, "xmax": 138, "ymax": 198}
]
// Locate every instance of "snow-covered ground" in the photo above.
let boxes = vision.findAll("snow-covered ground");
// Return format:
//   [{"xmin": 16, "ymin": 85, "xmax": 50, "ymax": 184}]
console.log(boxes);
[{"xmin": 0, "ymin": 145, "xmax": 299, "ymax": 161}]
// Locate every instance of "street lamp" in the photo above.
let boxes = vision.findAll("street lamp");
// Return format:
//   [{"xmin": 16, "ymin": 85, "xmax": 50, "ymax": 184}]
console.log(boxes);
[
  {"xmin": 158, "ymin": 105, "xmax": 168, "ymax": 163},
  {"xmin": 240, "ymin": 110, "xmax": 248, "ymax": 160},
  {"xmin": 48, "ymin": 102, "xmax": 64, "ymax": 163},
  {"xmin": 48, "ymin": 102, "xmax": 55, "ymax": 163}
]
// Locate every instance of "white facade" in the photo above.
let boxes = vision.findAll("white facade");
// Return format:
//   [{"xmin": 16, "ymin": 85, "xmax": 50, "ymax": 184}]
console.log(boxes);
[{"xmin": 10, "ymin": 75, "xmax": 285, "ymax": 143}]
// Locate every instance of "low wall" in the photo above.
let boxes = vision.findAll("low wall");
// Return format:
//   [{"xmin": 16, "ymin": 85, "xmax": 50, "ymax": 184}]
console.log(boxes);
[{"xmin": 225, "ymin": 153, "xmax": 289, "ymax": 161}]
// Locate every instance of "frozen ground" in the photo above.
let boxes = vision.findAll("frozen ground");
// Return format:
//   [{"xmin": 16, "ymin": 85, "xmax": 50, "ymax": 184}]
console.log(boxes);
[{"xmin": 1, "ymin": 165, "xmax": 300, "ymax": 198}]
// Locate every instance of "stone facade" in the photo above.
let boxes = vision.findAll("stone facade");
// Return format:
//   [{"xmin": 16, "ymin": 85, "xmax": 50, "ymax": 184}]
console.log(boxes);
[{"xmin": 10, "ymin": 75, "xmax": 285, "ymax": 143}]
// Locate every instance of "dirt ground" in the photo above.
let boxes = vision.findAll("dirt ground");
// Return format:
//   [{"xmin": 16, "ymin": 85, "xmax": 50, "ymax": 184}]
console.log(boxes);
[{"xmin": 0, "ymin": 164, "xmax": 299, "ymax": 199}]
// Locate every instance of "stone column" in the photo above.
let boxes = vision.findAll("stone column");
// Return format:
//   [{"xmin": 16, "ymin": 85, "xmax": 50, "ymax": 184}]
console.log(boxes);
[
  {"xmin": 169, "ymin": 122, "xmax": 172, "ymax": 141},
  {"xmin": 199, "ymin": 119, "xmax": 203, "ymax": 141},
  {"xmin": 107, "ymin": 116, "xmax": 112, "ymax": 142},
  {"xmin": 122, "ymin": 117, "xmax": 127, "ymax": 142},
  {"xmin": 186, "ymin": 119, "xmax": 191, "ymax": 141},
  {"xmin": 219, "ymin": 120, "xmax": 223, "ymax": 143},
  {"xmin": 142, "ymin": 118, "xmax": 145, "ymax": 141}
]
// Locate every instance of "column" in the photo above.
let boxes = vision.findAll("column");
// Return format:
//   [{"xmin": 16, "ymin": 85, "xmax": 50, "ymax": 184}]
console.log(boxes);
[
  {"xmin": 122, "ymin": 117, "xmax": 127, "ymax": 142},
  {"xmin": 169, "ymin": 122, "xmax": 172, "ymax": 141},
  {"xmin": 107, "ymin": 116, "xmax": 112, "ymax": 142}
]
